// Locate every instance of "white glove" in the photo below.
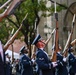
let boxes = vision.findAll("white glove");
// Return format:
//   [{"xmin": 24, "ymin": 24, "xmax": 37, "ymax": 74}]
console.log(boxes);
[
  {"xmin": 63, "ymin": 57, "xmax": 66, "ymax": 62},
  {"xmin": 31, "ymin": 58, "xmax": 35, "ymax": 64},
  {"xmin": 6, "ymin": 58, "xmax": 9, "ymax": 62},
  {"xmin": 52, "ymin": 62, "xmax": 58, "ymax": 67}
]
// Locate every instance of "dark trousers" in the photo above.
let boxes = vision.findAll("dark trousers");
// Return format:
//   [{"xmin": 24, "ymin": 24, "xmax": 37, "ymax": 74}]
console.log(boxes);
[{"xmin": 69, "ymin": 73, "xmax": 75, "ymax": 75}]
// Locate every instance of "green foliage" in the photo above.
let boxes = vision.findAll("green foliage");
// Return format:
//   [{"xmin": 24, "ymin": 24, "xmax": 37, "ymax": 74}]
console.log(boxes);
[
  {"xmin": 38, "ymin": 1, "xmax": 47, "ymax": 11},
  {"xmin": 0, "ymin": 0, "xmax": 67, "ymax": 44},
  {"xmin": 0, "ymin": 19, "xmax": 17, "ymax": 44},
  {"xmin": 47, "ymin": 4, "xmax": 67, "ymax": 15}
]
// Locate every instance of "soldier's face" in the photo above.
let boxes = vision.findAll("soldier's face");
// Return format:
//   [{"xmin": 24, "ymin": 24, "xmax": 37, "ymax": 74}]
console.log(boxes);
[
  {"xmin": 36, "ymin": 40, "xmax": 45, "ymax": 48},
  {"xmin": 24, "ymin": 49, "xmax": 28, "ymax": 54},
  {"xmin": 70, "ymin": 49, "xmax": 74, "ymax": 52}
]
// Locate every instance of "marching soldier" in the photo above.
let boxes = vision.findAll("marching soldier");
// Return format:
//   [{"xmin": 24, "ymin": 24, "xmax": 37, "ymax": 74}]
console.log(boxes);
[
  {"xmin": 55, "ymin": 45, "xmax": 68, "ymax": 75},
  {"xmin": 32, "ymin": 34, "xmax": 58, "ymax": 75},
  {"xmin": 5, "ymin": 53, "xmax": 11, "ymax": 75},
  {"xmin": 19, "ymin": 46, "xmax": 33, "ymax": 75},
  {"xmin": 68, "ymin": 47, "xmax": 76, "ymax": 75},
  {"xmin": 0, "ymin": 52, "xmax": 4, "ymax": 75},
  {"xmin": 0, "ymin": 41, "xmax": 4, "ymax": 75}
]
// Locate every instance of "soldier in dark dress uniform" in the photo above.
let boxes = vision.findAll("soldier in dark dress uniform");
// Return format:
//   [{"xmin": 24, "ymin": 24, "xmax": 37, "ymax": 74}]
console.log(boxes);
[
  {"xmin": 32, "ymin": 34, "xmax": 58, "ymax": 75},
  {"xmin": 56, "ymin": 53, "xmax": 68, "ymax": 75},
  {"xmin": 5, "ymin": 53, "xmax": 11, "ymax": 75},
  {"xmin": 54, "ymin": 45, "xmax": 68, "ymax": 75},
  {"xmin": 0, "ymin": 41, "xmax": 4, "ymax": 75},
  {"xmin": 68, "ymin": 47, "xmax": 76, "ymax": 75},
  {"xmin": 0, "ymin": 53, "xmax": 4, "ymax": 75},
  {"xmin": 19, "ymin": 46, "xmax": 33, "ymax": 75}
]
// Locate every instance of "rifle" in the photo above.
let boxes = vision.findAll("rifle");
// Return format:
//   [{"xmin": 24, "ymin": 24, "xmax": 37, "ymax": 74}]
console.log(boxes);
[
  {"xmin": 4, "ymin": 24, "xmax": 22, "ymax": 51},
  {"xmin": 0, "ymin": 0, "xmax": 24, "ymax": 22},
  {"xmin": 0, "ymin": 0, "xmax": 11, "ymax": 10},
  {"xmin": 45, "ymin": 28, "xmax": 55, "ymax": 45},
  {"xmin": 62, "ymin": 14, "xmax": 75, "ymax": 57},
  {"xmin": 70, "ymin": 39, "xmax": 76, "ymax": 46},
  {"xmin": 51, "ymin": 2, "xmax": 59, "ymax": 62},
  {"xmin": 3, "ymin": 13, "xmax": 28, "ymax": 51},
  {"xmin": 31, "ymin": 18, "xmax": 37, "ymax": 59},
  {"xmin": 9, "ymin": 28, "xmax": 15, "ymax": 63}
]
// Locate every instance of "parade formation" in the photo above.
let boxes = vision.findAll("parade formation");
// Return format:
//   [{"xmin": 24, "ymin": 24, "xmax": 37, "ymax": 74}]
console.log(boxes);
[{"xmin": 0, "ymin": 0, "xmax": 76, "ymax": 75}]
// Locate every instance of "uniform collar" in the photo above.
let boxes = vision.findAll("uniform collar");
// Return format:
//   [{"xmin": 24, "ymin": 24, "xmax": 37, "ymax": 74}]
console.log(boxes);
[
  {"xmin": 57, "ymin": 51, "xmax": 61, "ymax": 54},
  {"xmin": 40, "ymin": 48, "xmax": 44, "ymax": 50}
]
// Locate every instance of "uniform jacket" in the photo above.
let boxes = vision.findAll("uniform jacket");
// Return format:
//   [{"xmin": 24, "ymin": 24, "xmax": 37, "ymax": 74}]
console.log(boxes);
[
  {"xmin": 56, "ymin": 53, "xmax": 68, "ymax": 75},
  {"xmin": 68, "ymin": 53, "xmax": 76, "ymax": 73},
  {"xmin": 36, "ymin": 48, "xmax": 54, "ymax": 75},
  {"xmin": 0, "ymin": 54, "xmax": 4, "ymax": 75},
  {"xmin": 5, "ymin": 56, "xmax": 11, "ymax": 75},
  {"xmin": 19, "ymin": 54, "xmax": 33, "ymax": 75}
]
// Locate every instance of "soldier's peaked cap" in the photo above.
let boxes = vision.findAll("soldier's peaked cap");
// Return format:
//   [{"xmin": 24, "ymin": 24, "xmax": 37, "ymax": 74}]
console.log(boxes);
[
  {"xmin": 32, "ymin": 34, "xmax": 42, "ymax": 45},
  {"xmin": 20, "ymin": 46, "xmax": 27, "ymax": 53}
]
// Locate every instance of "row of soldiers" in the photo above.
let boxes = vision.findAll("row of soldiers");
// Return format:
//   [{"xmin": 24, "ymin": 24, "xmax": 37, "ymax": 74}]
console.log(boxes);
[
  {"xmin": 0, "ymin": 0, "xmax": 75, "ymax": 75},
  {"xmin": 0, "ymin": 30, "xmax": 75, "ymax": 75},
  {"xmin": 18, "ymin": 34, "xmax": 76, "ymax": 75},
  {"xmin": 0, "ymin": 13, "xmax": 75, "ymax": 75}
]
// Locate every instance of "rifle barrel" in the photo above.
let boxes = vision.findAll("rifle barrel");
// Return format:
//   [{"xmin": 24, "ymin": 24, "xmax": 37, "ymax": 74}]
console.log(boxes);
[
  {"xmin": 62, "ymin": 14, "xmax": 75, "ymax": 57},
  {"xmin": 0, "ymin": 0, "xmax": 11, "ymax": 10},
  {"xmin": 45, "ymin": 28, "xmax": 55, "ymax": 45}
]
